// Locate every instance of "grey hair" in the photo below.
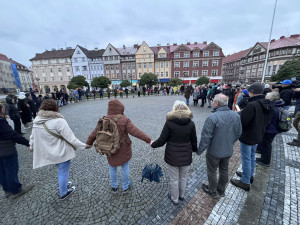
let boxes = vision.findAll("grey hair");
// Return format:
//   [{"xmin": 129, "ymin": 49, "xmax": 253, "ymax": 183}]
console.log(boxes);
[
  {"xmin": 265, "ymin": 91, "xmax": 280, "ymax": 101},
  {"xmin": 173, "ymin": 100, "xmax": 189, "ymax": 111},
  {"xmin": 213, "ymin": 94, "xmax": 228, "ymax": 107}
]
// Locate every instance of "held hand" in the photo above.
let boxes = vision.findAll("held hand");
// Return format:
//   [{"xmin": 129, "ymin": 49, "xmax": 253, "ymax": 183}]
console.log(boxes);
[
  {"xmin": 149, "ymin": 141, "xmax": 154, "ymax": 147},
  {"xmin": 28, "ymin": 146, "xmax": 33, "ymax": 152},
  {"xmin": 85, "ymin": 144, "xmax": 92, "ymax": 149}
]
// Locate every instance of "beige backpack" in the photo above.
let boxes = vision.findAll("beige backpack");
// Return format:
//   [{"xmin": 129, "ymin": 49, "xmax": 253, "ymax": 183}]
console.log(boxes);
[{"xmin": 94, "ymin": 114, "xmax": 123, "ymax": 157}]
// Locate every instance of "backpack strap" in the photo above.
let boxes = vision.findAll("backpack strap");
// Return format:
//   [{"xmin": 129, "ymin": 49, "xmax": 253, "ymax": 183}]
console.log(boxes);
[{"xmin": 114, "ymin": 114, "xmax": 123, "ymax": 122}]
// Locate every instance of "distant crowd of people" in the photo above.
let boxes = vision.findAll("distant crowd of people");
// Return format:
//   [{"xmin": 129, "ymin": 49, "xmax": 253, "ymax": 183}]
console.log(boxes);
[{"xmin": 1, "ymin": 79, "xmax": 299, "ymax": 205}]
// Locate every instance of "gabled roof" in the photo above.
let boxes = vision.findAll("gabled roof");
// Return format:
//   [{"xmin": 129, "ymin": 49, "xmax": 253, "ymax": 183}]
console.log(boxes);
[
  {"xmin": 0, "ymin": 53, "xmax": 9, "ymax": 61},
  {"xmin": 202, "ymin": 42, "xmax": 222, "ymax": 50},
  {"xmin": 150, "ymin": 46, "xmax": 170, "ymax": 54},
  {"xmin": 170, "ymin": 43, "xmax": 206, "ymax": 52},
  {"xmin": 77, "ymin": 45, "xmax": 90, "ymax": 56},
  {"xmin": 30, "ymin": 48, "xmax": 75, "ymax": 61},
  {"xmin": 117, "ymin": 46, "xmax": 138, "ymax": 56},
  {"xmin": 223, "ymin": 48, "xmax": 251, "ymax": 64},
  {"xmin": 270, "ymin": 34, "xmax": 300, "ymax": 49}
]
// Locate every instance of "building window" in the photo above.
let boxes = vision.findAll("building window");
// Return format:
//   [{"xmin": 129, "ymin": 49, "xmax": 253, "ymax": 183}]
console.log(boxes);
[
  {"xmin": 65, "ymin": 59, "xmax": 68, "ymax": 63},
  {"xmin": 144, "ymin": 63, "xmax": 147, "ymax": 69},
  {"xmin": 260, "ymin": 54, "xmax": 265, "ymax": 59},
  {"xmin": 192, "ymin": 70, "xmax": 198, "ymax": 77},
  {"xmin": 58, "ymin": 67, "xmax": 61, "ymax": 72},
  {"xmin": 212, "ymin": 60, "xmax": 219, "ymax": 66},
  {"xmin": 248, "ymin": 58, "xmax": 252, "ymax": 62},
  {"xmin": 174, "ymin": 53, "xmax": 180, "ymax": 58},
  {"xmin": 213, "ymin": 51, "xmax": 219, "ymax": 56},
  {"xmin": 138, "ymin": 63, "xmax": 141, "ymax": 69},
  {"xmin": 139, "ymin": 72, "xmax": 142, "ymax": 78},
  {"xmin": 50, "ymin": 68, "xmax": 53, "ymax": 73},
  {"xmin": 155, "ymin": 62, "xmax": 159, "ymax": 68},
  {"xmin": 75, "ymin": 66, "xmax": 79, "ymax": 71},
  {"xmin": 184, "ymin": 52, "xmax": 190, "ymax": 58},
  {"xmin": 111, "ymin": 65, "xmax": 114, "ymax": 70},
  {"xmin": 161, "ymin": 62, "xmax": 164, "ymax": 68},
  {"xmin": 193, "ymin": 52, "xmax": 200, "ymax": 57},
  {"xmin": 149, "ymin": 63, "xmax": 152, "ymax": 68},
  {"xmin": 159, "ymin": 53, "xmax": 165, "ymax": 58},
  {"xmin": 161, "ymin": 72, "xmax": 164, "ymax": 77},
  {"xmin": 156, "ymin": 72, "xmax": 159, "ymax": 76},
  {"xmin": 114, "ymin": 56, "xmax": 118, "ymax": 60},
  {"xmin": 202, "ymin": 70, "xmax": 208, "ymax": 76},
  {"xmin": 211, "ymin": 70, "xmax": 218, "ymax": 76},
  {"xmin": 174, "ymin": 62, "xmax": 180, "ymax": 68},
  {"xmin": 174, "ymin": 71, "xmax": 180, "ymax": 77},
  {"xmin": 165, "ymin": 62, "xmax": 169, "ymax": 67},
  {"xmin": 202, "ymin": 61, "xmax": 208, "ymax": 67},
  {"xmin": 183, "ymin": 71, "xmax": 189, "ymax": 77},
  {"xmin": 149, "ymin": 54, "xmax": 152, "ymax": 58},
  {"xmin": 193, "ymin": 61, "xmax": 199, "ymax": 67},
  {"xmin": 82, "ymin": 58, "xmax": 85, "ymax": 62},
  {"xmin": 74, "ymin": 58, "xmax": 78, "ymax": 62},
  {"xmin": 127, "ymin": 64, "xmax": 130, "ymax": 69},
  {"xmin": 183, "ymin": 62, "xmax": 189, "ymax": 68},
  {"xmin": 166, "ymin": 71, "xmax": 169, "ymax": 77},
  {"xmin": 203, "ymin": 51, "xmax": 209, "ymax": 57}
]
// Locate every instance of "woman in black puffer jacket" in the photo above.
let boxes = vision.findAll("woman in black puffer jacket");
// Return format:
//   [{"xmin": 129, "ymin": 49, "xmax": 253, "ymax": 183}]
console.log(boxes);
[{"xmin": 151, "ymin": 100, "xmax": 197, "ymax": 205}]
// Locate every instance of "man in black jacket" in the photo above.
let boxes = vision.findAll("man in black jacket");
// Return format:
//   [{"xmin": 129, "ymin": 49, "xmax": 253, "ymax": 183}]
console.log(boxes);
[
  {"xmin": 231, "ymin": 82, "xmax": 274, "ymax": 191},
  {"xmin": 5, "ymin": 96, "xmax": 23, "ymax": 134},
  {"xmin": 273, "ymin": 80, "xmax": 294, "ymax": 109},
  {"xmin": 0, "ymin": 103, "xmax": 34, "ymax": 199}
]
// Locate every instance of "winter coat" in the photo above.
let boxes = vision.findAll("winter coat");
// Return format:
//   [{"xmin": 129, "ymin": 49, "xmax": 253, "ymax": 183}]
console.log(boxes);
[
  {"xmin": 198, "ymin": 106, "xmax": 242, "ymax": 158},
  {"xmin": 239, "ymin": 95, "xmax": 274, "ymax": 145},
  {"xmin": 280, "ymin": 87, "xmax": 294, "ymax": 106},
  {"xmin": 237, "ymin": 95, "xmax": 250, "ymax": 109},
  {"xmin": 184, "ymin": 89, "xmax": 192, "ymax": 99},
  {"xmin": 151, "ymin": 109, "xmax": 197, "ymax": 167},
  {"xmin": 200, "ymin": 89, "xmax": 207, "ymax": 99},
  {"xmin": 265, "ymin": 100, "xmax": 285, "ymax": 134},
  {"xmin": 192, "ymin": 90, "xmax": 199, "ymax": 100},
  {"xmin": 86, "ymin": 99, "xmax": 151, "ymax": 167},
  {"xmin": 5, "ymin": 97, "xmax": 20, "ymax": 120},
  {"xmin": 17, "ymin": 99, "xmax": 32, "ymax": 124},
  {"xmin": 30, "ymin": 110, "xmax": 86, "ymax": 169},
  {"xmin": 27, "ymin": 98, "xmax": 37, "ymax": 113}
]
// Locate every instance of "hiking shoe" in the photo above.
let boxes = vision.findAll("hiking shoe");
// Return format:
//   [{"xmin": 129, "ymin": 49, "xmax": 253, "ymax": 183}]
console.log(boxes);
[
  {"xmin": 230, "ymin": 179, "xmax": 250, "ymax": 191},
  {"xmin": 61, "ymin": 186, "xmax": 75, "ymax": 200},
  {"xmin": 122, "ymin": 184, "xmax": 132, "ymax": 194},
  {"xmin": 236, "ymin": 171, "xmax": 254, "ymax": 184},
  {"xmin": 5, "ymin": 191, "xmax": 12, "ymax": 198},
  {"xmin": 168, "ymin": 193, "xmax": 179, "ymax": 206},
  {"xmin": 202, "ymin": 184, "xmax": 218, "ymax": 199},
  {"xmin": 287, "ymin": 141, "xmax": 300, "ymax": 147},
  {"xmin": 111, "ymin": 188, "xmax": 118, "ymax": 194},
  {"xmin": 256, "ymin": 158, "xmax": 270, "ymax": 167},
  {"xmin": 67, "ymin": 181, "xmax": 72, "ymax": 189},
  {"xmin": 11, "ymin": 184, "xmax": 34, "ymax": 199},
  {"xmin": 217, "ymin": 188, "xmax": 225, "ymax": 197}
]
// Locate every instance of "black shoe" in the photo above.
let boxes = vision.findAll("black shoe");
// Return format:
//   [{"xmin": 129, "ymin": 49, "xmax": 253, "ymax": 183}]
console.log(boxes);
[
  {"xmin": 61, "ymin": 186, "xmax": 75, "ymax": 200},
  {"xmin": 207, "ymin": 106, "xmax": 211, "ymax": 108},
  {"xmin": 293, "ymin": 139, "xmax": 298, "ymax": 142},
  {"xmin": 236, "ymin": 171, "xmax": 254, "ymax": 184},
  {"xmin": 168, "ymin": 193, "xmax": 179, "ymax": 206},
  {"xmin": 200, "ymin": 105, "xmax": 204, "ymax": 107},
  {"xmin": 11, "ymin": 184, "xmax": 35, "ymax": 199},
  {"xmin": 217, "ymin": 188, "xmax": 225, "ymax": 197},
  {"xmin": 256, "ymin": 158, "xmax": 270, "ymax": 167},
  {"xmin": 179, "ymin": 196, "xmax": 185, "ymax": 201},
  {"xmin": 123, "ymin": 184, "xmax": 132, "ymax": 194},
  {"xmin": 202, "ymin": 184, "xmax": 218, "ymax": 199},
  {"xmin": 111, "ymin": 187, "xmax": 118, "ymax": 194},
  {"xmin": 230, "ymin": 179, "xmax": 250, "ymax": 191}
]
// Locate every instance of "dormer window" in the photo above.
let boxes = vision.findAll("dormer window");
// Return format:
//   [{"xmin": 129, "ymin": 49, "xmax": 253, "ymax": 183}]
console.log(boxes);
[{"xmin": 77, "ymin": 50, "xmax": 80, "ymax": 54}]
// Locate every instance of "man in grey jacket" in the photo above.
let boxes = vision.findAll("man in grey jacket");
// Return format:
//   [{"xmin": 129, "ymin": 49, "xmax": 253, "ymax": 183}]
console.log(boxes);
[{"xmin": 197, "ymin": 94, "xmax": 242, "ymax": 198}]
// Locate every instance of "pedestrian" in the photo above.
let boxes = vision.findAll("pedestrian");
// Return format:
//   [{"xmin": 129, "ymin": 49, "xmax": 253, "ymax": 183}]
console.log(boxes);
[
  {"xmin": 237, "ymin": 89, "xmax": 250, "ymax": 110},
  {"xmin": 263, "ymin": 84, "xmax": 272, "ymax": 95},
  {"xmin": 85, "ymin": 89, "xmax": 90, "ymax": 100},
  {"xmin": 69, "ymin": 90, "xmax": 75, "ymax": 103},
  {"xmin": 276, "ymin": 80, "xmax": 294, "ymax": 110},
  {"xmin": 233, "ymin": 87, "xmax": 241, "ymax": 111},
  {"xmin": 107, "ymin": 88, "xmax": 111, "ymax": 99},
  {"xmin": 142, "ymin": 86, "xmax": 146, "ymax": 96},
  {"xmin": 256, "ymin": 92, "xmax": 285, "ymax": 165},
  {"xmin": 151, "ymin": 100, "xmax": 197, "ymax": 205},
  {"xmin": 114, "ymin": 89, "xmax": 118, "ymax": 98},
  {"xmin": 198, "ymin": 94, "xmax": 242, "ymax": 198},
  {"xmin": 17, "ymin": 92, "xmax": 32, "ymax": 129},
  {"xmin": 223, "ymin": 84, "xmax": 235, "ymax": 110},
  {"xmin": 125, "ymin": 88, "xmax": 129, "ymax": 98},
  {"xmin": 25, "ymin": 93, "xmax": 37, "ymax": 118},
  {"xmin": 86, "ymin": 99, "xmax": 151, "ymax": 194},
  {"xmin": 184, "ymin": 87, "xmax": 191, "ymax": 106},
  {"xmin": 30, "ymin": 99, "xmax": 90, "ymax": 200},
  {"xmin": 99, "ymin": 89, "xmax": 103, "ymax": 99},
  {"xmin": 200, "ymin": 86, "xmax": 208, "ymax": 107},
  {"xmin": 92, "ymin": 89, "xmax": 96, "ymax": 100},
  {"xmin": 119, "ymin": 88, "xmax": 123, "ymax": 98},
  {"xmin": 5, "ymin": 96, "xmax": 23, "ymax": 134},
  {"xmin": 192, "ymin": 87, "xmax": 199, "ymax": 106},
  {"xmin": 0, "ymin": 103, "xmax": 34, "ymax": 199},
  {"xmin": 288, "ymin": 111, "xmax": 300, "ymax": 146},
  {"xmin": 138, "ymin": 87, "xmax": 141, "ymax": 97},
  {"xmin": 131, "ymin": 87, "xmax": 135, "ymax": 98},
  {"xmin": 231, "ymin": 82, "xmax": 274, "ymax": 191},
  {"xmin": 63, "ymin": 90, "xmax": 69, "ymax": 105},
  {"xmin": 293, "ymin": 87, "xmax": 300, "ymax": 116},
  {"xmin": 207, "ymin": 86, "xmax": 213, "ymax": 108}
]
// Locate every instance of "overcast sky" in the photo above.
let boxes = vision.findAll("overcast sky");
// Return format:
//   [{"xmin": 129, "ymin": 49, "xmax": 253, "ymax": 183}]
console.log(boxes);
[{"xmin": 0, "ymin": 0, "xmax": 299, "ymax": 67}]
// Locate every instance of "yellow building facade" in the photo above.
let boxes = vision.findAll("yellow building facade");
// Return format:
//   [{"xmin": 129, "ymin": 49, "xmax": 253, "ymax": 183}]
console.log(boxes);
[{"xmin": 135, "ymin": 41, "xmax": 154, "ymax": 80}]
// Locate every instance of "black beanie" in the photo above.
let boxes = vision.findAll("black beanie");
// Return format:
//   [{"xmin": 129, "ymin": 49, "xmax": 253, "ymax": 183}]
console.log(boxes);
[{"xmin": 248, "ymin": 82, "xmax": 264, "ymax": 94}]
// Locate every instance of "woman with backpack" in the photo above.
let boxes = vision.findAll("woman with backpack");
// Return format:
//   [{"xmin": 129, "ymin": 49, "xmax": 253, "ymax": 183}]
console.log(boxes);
[
  {"xmin": 150, "ymin": 100, "xmax": 197, "ymax": 205},
  {"xmin": 86, "ymin": 99, "xmax": 151, "ymax": 194}
]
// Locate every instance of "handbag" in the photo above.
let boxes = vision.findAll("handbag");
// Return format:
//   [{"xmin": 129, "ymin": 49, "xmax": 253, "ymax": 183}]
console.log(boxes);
[
  {"xmin": 42, "ymin": 123, "xmax": 77, "ymax": 150},
  {"xmin": 0, "ymin": 140, "xmax": 15, "ymax": 157}
]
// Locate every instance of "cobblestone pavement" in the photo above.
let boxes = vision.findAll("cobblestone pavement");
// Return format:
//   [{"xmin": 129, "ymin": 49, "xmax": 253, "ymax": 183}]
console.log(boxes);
[{"xmin": 1, "ymin": 95, "xmax": 300, "ymax": 225}]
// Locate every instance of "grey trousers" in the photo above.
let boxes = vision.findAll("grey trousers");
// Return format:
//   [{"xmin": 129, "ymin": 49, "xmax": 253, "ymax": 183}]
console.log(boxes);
[
  {"xmin": 167, "ymin": 164, "xmax": 190, "ymax": 203},
  {"xmin": 206, "ymin": 153, "xmax": 230, "ymax": 193}
]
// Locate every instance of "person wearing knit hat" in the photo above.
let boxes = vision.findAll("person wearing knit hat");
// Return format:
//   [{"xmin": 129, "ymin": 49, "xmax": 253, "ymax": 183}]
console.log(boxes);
[{"xmin": 231, "ymin": 82, "xmax": 274, "ymax": 191}]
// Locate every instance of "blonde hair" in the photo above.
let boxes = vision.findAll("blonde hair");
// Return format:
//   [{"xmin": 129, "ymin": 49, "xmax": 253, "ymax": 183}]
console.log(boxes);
[
  {"xmin": 172, "ymin": 100, "xmax": 189, "ymax": 111},
  {"xmin": 265, "ymin": 91, "xmax": 280, "ymax": 101}
]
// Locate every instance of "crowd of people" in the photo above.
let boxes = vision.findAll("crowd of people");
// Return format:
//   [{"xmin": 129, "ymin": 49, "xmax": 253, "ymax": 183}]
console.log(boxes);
[{"xmin": 0, "ymin": 79, "xmax": 299, "ymax": 205}]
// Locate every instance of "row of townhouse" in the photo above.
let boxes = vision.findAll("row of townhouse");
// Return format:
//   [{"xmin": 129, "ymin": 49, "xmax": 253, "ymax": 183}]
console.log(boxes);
[
  {"xmin": 0, "ymin": 53, "xmax": 34, "ymax": 94},
  {"xmin": 30, "ymin": 41, "xmax": 224, "ymax": 92},
  {"xmin": 222, "ymin": 34, "xmax": 300, "ymax": 84}
]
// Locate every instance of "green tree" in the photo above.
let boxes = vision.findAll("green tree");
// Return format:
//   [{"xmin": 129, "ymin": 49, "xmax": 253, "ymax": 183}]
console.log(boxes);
[
  {"xmin": 169, "ymin": 77, "xmax": 183, "ymax": 87},
  {"xmin": 91, "ymin": 76, "xmax": 111, "ymax": 89},
  {"xmin": 120, "ymin": 80, "xmax": 131, "ymax": 87},
  {"xmin": 271, "ymin": 59, "xmax": 300, "ymax": 82},
  {"xmin": 196, "ymin": 76, "xmax": 210, "ymax": 86},
  {"xmin": 139, "ymin": 73, "xmax": 158, "ymax": 86},
  {"xmin": 67, "ymin": 75, "xmax": 89, "ymax": 90}
]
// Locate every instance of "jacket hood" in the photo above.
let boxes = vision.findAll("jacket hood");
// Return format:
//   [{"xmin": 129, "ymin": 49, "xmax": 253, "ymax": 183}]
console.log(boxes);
[
  {"xmin": 34, "ymin": 110, "xmax": 64, "ymax": 124},
  {"xmin": 257, "ymin": 98, "xmax": 274, "ymax": 113},
  {"xmin": 5, "ymin": 96, "xmax": 13, "ymax": 104},
  {"xmin": 166, "ymin": 110, "xmax": 193, "ymax": 125},
  {"xmin": 273, "ymin": 100, "xmax": 285, "ymax": 107},
  {"xmin": 107, "ymin": 99, "xmax": 124, "ymax": 115}
]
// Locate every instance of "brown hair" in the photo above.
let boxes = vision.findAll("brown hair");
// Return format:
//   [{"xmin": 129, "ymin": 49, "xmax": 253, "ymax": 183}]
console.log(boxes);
[
  {"xmin": 40, "ymin": 99, "xmax": 59, "ymax": 112},
  {"xmin": 0, "ymin": 103, "xmax": 5, "ymax": 116}
]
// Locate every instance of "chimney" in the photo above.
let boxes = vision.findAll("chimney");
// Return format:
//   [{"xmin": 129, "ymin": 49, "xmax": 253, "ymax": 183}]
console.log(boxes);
[
  {"xmin": 173, "ymin": 43, "xmax": 177, "ymax": 46},
  {"xmin": 270, "ymin": 39, "xmax": 275, "ymax": 43},
  {"xmin": 290, "ymin": 34, "xmax": 300, "ymax": 38},
  {"xmin": 167, "ymin": 43, "xmax": 170, "ymax": 46},
  {"xmin": 123, "ymin": 45, "xmax": 125, "ymax": 49},
  {"xmin": 134, "ymin": 44, "xmax": 138, "ymax": 48},
  {"xmin": 157, "ymin": 44, "xmax": 160, "ymax": 47},
  {"xmin": 280, "ymin": 36, "xmax": 285, "ymax": 39},
  {"xmin": 194, "ymin": 42, "xmax": 198, "ymax": 44},
  {"xmin": 203, "ymin": 41, "xmax": 207, "ymax": 45},
  {"xmin": 95, "ymin": 47, "xmax": 98, "ymax": 51},
  {"xmin": 187, "ymin": 42, "xmax": 190, "ymax": 45}
]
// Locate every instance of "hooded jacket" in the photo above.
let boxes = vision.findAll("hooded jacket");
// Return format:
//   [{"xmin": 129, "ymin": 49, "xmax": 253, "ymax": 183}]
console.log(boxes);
[
  {"xmin": 30, "ymin": 110, "xmax": 86, "ymax": 169},
  {"xmin": 280, "ymin": 86, "xmax": 294, "ymax": 106},
  {"xmin": 5, "ymin": 96, "xmax": 21, "ymax": 120},
  {"xmin": 265, "ymin": 100, "xmax": 285, "ymax": 134},
  {"xmin": 86, "ymin": 99, "xmax": 151, "ymax": 167},
  {"xmin": 17, "ymin": 98, "xmax": 32, "ymax": 124},
  {"xmin": 239, "ymin": 95, "xmax": 274, "ymax": 145},
  {"xmin": 151, "ymin": 109, "xmax": 197, "ymax": 167}
]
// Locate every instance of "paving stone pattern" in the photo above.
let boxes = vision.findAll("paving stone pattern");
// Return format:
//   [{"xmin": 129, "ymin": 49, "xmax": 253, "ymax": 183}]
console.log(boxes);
[{"xmin": 0, "ymin": 95, "xmax": 214, "ymax": 225}]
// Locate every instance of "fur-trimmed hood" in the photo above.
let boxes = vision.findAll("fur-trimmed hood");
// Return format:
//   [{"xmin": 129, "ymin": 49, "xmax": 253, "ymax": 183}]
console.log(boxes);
[
  {"xmin": 166, "ymin": 110, "xmax": 193, "ymax": 125},
  {"xmin": 33, "ymin": 110, "xmax": 64, "ymax": 124}
]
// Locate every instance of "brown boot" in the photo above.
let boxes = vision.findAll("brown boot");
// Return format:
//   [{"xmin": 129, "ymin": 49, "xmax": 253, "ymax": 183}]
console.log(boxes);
[
  {"xmin": 11, "ymin": 184, "xmax": 34, "ymax": 199},
  {"xmin": 230, "ymin": 179, "xmax": 250, "ymax": 191}
]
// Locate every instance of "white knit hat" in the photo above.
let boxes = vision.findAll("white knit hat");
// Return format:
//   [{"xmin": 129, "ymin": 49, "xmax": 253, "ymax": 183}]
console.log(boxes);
[{"xmin": 18, "ymin": 92, "xmax": 26, "ymax": 99}]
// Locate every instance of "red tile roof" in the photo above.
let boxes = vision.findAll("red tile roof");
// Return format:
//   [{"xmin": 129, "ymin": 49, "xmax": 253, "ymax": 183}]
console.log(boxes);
[
  {"xmin": 270, "ymin": 34, "xmax": 300, "ymax": 49},
  {"xmin": 223, "ymin": 48, "xmax": 251, "ymax": 64},
  {"xmin": 0, "ymin": 53, "xmax": 9, "ymax": 61},
  {"xmin": 170, "ymin": 43, "xmax": 206, "ymax": 52}
]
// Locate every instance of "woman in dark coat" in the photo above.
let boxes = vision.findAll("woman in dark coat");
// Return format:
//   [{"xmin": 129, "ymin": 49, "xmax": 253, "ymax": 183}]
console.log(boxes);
[
  {"xmin": 151, "ymin": 100, "xmax": 197, "ymax": 205},
  {"xmin": 17, "ymin": 93, "xmax": 32, "ymax": 128},
  {"xmin": 5, "ymin": 96, "xmax": 22, "ymax": 134}
]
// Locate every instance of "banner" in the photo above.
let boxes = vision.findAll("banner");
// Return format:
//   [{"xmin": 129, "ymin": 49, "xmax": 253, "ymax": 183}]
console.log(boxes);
[{"xmin": 11, "ymin": 63, "xmax": 22, "ymax": 89}]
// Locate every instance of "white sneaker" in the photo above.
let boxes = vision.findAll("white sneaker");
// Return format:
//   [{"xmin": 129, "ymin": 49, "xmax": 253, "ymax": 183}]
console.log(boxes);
[{"xmin": 60, "ymin": 186, "xmax": 75, "ymax": 200}]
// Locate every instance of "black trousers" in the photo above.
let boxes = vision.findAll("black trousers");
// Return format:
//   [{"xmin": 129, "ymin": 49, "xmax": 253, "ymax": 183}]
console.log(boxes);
[
  {"xmin": 257, "ymin": 133, "xmax": 277, "ymax": 165},
  {"xmin": 13, "ymin": 119, "xmax": 22, "ymax": 134},
  {"xmin": 206, "ymin": 153, "xmax": 230, "ymax": 193}
]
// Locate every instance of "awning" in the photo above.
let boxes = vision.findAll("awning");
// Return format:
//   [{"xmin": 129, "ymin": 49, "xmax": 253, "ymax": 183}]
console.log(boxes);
[{"xmin": 159, "ymin": 79, "xmax": 170, "ymax": 83}]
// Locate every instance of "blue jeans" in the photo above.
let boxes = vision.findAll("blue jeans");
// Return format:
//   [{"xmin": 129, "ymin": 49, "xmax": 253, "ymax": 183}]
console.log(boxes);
[
  {"xmin": 56, "ymin": 160, "xmax": 71, "ymax": 197},
  {"xmin": 240, "ymin": 142, "xmax": 257, "ymax": 184},
  {"xmin": 186, "ymin": 98, "xmax": 189, "ymax": 106},
  {"xmin": 0, "ymin": 148, "xmax": 22, "ymax": 194},
  {"xmin": 109, "ymin": 162, "xmax": 131, "ymax": 190}
]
